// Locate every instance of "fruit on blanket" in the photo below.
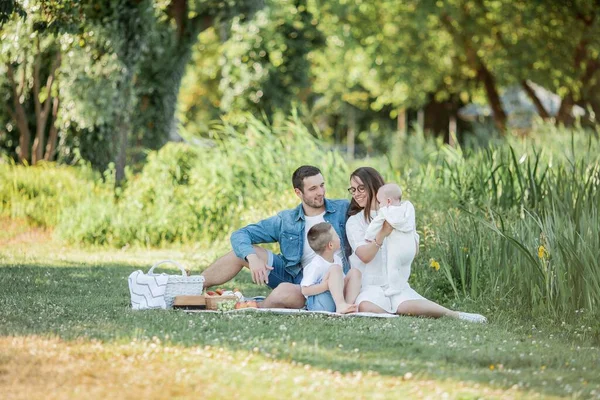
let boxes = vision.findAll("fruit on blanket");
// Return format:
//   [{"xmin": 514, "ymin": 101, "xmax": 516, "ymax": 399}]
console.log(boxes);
[
  {"xmin": 246, "ymin": 300, "xmax": 258, "ymax": 308},
  {"xmin": 217, "ymin": 300, "xmax": 237, "ymax": 311},
  {"xmin": 215, "ymin": 289, "xmax": 224, "ymax": 295},
  {"xmin": 206, "ymin": 291, "xmax": 217, "ymax": 296},
  {"xmin": 235, "ymin": 300, "xmax": 258, "ymax": 309}
]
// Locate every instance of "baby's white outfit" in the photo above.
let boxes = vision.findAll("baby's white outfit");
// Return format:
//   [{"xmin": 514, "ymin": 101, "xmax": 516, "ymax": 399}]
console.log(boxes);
[{"xmin": 365, "ymin": 201, "xmax": 420, "ymax": 297}]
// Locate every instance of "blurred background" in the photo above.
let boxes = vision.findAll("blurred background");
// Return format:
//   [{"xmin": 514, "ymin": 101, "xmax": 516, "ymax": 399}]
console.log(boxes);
[{"xmin": 1, "ymin": 0, "xmax": 599, "ymax": 170}]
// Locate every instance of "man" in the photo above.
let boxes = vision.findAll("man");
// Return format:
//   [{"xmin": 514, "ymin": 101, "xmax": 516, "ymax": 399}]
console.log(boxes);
[{"xmin": 201, "ymin": 165, "xmax": 351, "ymax": 308}]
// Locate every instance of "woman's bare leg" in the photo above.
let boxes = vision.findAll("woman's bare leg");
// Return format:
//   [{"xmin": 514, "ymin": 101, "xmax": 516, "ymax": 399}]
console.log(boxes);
[
  {"xmin": 395, "ymin": 299, "xmax": 459, "ymax": 318},
  {"xmin": 357, "ymin": 301, "xmax": 388, "ymax": 314}
]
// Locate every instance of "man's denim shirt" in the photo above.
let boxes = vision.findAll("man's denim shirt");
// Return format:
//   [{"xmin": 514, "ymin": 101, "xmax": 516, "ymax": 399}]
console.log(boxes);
[{"xmin": 231, "ymin": 199, "xmax": 351, "ymax": 277}]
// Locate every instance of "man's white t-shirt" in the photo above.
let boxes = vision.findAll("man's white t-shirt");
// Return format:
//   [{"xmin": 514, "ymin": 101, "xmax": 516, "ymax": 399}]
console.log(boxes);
[
  {"xmin": 301, "ymin": 212, "xmax": 326, "ymax": 267},
  {"xmin": 300, "ymin": 254, "xmax": 344, "ymax": 297}
]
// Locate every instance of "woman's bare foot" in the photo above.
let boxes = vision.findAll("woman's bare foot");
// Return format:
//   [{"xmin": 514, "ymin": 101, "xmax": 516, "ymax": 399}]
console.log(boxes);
[{"xmin": 337, "ymin": 303, "xmax": 358, "ymax": 314}]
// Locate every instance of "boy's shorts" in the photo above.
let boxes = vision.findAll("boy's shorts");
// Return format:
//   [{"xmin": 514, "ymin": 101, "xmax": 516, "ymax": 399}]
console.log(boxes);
[
  {"xmin": 305, "ymin": 278, "xmax": 336, "ymax": 312},
  {"xmin": 265, "ymin": 250, "xmax": 303, "ymax": 289}
]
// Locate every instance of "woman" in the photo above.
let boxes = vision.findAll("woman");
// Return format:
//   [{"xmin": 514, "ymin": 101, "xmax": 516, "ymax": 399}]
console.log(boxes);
[{"xmin": 346, "ymin": 167, "xmax": 487, "ymax": 322}]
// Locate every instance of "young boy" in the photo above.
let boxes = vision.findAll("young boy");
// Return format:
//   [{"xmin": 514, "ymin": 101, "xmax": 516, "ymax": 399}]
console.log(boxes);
[
  {"xmin": 365, "ymin": 183, "xmax": 420, "ymax": 297},
  {"xmin": 301, "ymin": 222, "xmax": 359, "ymax": 314}
]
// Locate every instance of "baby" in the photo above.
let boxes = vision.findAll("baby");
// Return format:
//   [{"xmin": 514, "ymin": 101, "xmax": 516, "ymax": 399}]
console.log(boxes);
[
  {"xmin": 365, "ymin": 183, "xmax": 420, "ymax": 297},
  {"xmin": 300, "ymin": 222, "xmax": 359, "ymax": 314}
]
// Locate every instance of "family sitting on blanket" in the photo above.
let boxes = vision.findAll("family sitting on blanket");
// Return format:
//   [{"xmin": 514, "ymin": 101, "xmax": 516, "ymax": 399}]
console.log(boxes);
[{"xmin": 201, "ymin": 165, "xmax": 487, "ymax": 323}]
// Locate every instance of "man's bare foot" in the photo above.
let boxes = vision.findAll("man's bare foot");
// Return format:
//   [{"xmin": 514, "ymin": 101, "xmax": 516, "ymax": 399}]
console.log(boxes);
[{"xmin": 336, "ymin": 303, "xmax": 358, "ymax": 314}]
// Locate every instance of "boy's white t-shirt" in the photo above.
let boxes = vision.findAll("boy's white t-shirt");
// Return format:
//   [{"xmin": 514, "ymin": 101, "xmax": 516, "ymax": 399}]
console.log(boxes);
[
  {"xmin": 300, "ymin": 212, "xmax": 326, "ymax": 267},
  {"xmin": 300, "ymin": 254, "xmax": 344, "ymax": 298}
]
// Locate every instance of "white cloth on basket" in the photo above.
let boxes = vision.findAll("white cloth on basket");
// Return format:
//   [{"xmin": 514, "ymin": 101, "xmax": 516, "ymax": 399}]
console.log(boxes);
[
  {"xmin": 364, "ymin": 201, "xmax": 420, "ymax": 296},
  {"xmin": 128, "ymin": 270, "xmax": 169, "ymax": 310}
]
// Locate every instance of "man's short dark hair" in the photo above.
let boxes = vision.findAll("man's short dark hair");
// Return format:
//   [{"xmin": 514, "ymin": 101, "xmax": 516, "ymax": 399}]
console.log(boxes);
[
  {"xmin": 292, "ymin": 165, "xmax": 321, "ymax": 192},
  {"xmin": 307, "ymin": 222, "xmax": 334, "ymax": 254}
]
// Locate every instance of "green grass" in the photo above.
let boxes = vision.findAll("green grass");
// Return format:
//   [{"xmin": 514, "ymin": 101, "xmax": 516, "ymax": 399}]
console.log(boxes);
[
  {"xmin": 2, "ymin": 123, "xmax": 600, "ymax": 398},
  {"xmin": 1, "ymin": 239, "xmax": 599, "ymax": 399}
]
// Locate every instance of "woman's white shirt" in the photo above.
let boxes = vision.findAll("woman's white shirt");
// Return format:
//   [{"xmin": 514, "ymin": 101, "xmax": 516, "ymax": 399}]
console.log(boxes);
[{"xmin": 346, "ymin": 210, "xmax": 387, "ymax": 286}]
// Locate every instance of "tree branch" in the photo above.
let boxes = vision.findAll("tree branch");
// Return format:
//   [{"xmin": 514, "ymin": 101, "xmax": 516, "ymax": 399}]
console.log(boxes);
[
  {"xmin": 32, "ymin": 48, "xmax": 61, "ymax": 164},
  {"xmin": 521, "ymin": 80, "xmax": 550, "ymax": 120},
  {"xmin": 189, "ymin": 13, "xmax": 214, "ymax": 37},
  {"xmin": 18, "ymin": 48, "xmax": 27, "ymax": 98},
  {"xmin": 167, "ymin": 0, "xmax": 187, "ymax": 40},
  {"xmin": 440, "ymin": 12, "xmax": 507, "ymax": 132},
  {"xmin": 6, "ymin": 62, "xmax": 31, "ymax": 163},
  {"xmin": 33, "ymin": 38, "xmax": 42, "ymax": 122},
  {"xmin": 6, "ymin": 62, "xmax": 17, "ymax": 95},
  {"xmin": 41, "ymin": 52, "xmax": 61, "ymax": 121},
  {"xmin": 44, "ymin": 95, "xmax": 60, "ymax": 162},
  {"xmin": 7, "ymin": 105, "xmax": 17, "ymax": 122}
]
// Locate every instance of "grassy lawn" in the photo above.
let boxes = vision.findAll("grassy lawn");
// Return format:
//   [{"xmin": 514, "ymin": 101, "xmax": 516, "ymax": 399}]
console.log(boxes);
[{"xmin": 1, "ymin": 228, "xmax": 599, "ymax": 399}]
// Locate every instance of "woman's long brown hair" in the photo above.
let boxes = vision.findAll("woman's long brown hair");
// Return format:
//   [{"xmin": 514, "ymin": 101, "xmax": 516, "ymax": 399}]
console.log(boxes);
[{"xmin": 347, "ymin": 167, "xmax": 385, "ymax": 223}]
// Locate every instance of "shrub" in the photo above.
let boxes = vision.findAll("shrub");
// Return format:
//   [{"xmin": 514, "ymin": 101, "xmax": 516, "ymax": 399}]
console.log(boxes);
[
  {"xmin": 57, "ymin": 113, "xmax": 351, "ymax": 247},
  {"xmin": 0, "ymin": 161, "xmax": 103, "ymax": 228}
]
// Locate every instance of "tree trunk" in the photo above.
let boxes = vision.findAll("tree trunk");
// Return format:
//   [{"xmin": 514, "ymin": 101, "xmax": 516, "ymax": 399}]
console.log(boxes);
[
  {"xmin": 136, "ymin": 13, "xmax": 214, "ymax": 149},
  {"xmin": 521, "ymin": 80, "xmax": 550, "ymax": 120},
  {"xmin": 448, "ymin": 115, "xmax": 457, "ymax": 148},
  {"xmin": 555, "ymin": 10, "xmax": 598, "ymax": 127},
  {"xmin": 440, "ymin": 13, "xmax": 507, "ymax": 134},
  {"xmin": 6, "ymin": 63, "xmax": 31, "ymax": 164},
  {"xmin": 346, "ymin": 106, "xmax": 356, "ymax": 160},
  {"xmin": 115, "ymin": 66, "xmax": 134, "ymax": 187},
  {"xmin": 477, "ymin": 61, "xmax": 507, "ymax": 133},
  {"xmin": 556, "ymin": 93, "xmax": 575, "ymax": 126},
  {"xmin": 31, "ymin": 41, "xmax": 43, "ymax": 164},
  {"xmin": 417, "ymin": 109, "xmax": 424, "ymax": 132},
  {"xmin": 397, "ymin": 107, "xmax": 406, "ymax": 139},
  {"xmin": 44, "ymin": 96, "xmax": 60, "ymax": 161},
  {"xmin": 31, "ymin": 51, "xmax": 61, "ymax": 164}
]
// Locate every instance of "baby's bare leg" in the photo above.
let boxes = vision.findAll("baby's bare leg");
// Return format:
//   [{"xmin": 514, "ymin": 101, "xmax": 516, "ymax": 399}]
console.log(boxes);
[{"xmin": 327, "ymin": 265, "xmax": 358, "ymax": 314}]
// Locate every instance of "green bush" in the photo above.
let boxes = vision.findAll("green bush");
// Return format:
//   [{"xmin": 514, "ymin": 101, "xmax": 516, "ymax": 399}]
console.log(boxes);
[
  {"xmin": 417, "ymin": 129, "xmax": 600, "ymax": 321},
  {"xmin": 0, "ymin": 161, "xmax": 104, "ymax": 227},
  {"xmin": 57, "ymin": 113, "xmax": 351, "ymax": 247}
]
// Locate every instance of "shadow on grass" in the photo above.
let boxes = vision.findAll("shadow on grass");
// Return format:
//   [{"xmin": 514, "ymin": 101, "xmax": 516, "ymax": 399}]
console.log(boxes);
[{"xmin": 1, "ymin": 262, "xmax": 599, "ymax": 398}]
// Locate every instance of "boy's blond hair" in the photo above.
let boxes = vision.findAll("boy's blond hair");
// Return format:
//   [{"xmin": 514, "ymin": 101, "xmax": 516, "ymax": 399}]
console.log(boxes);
[{"xmin": 307, "ymin": 222, "xmax": 334, "ymax": 254}]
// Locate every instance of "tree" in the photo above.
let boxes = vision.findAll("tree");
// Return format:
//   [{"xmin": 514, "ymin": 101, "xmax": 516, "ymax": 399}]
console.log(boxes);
[
  {"xmin": 1, "ymin": 0, "xmax": 266, "ymax": 183},
  {"xmin": 1, "ymin": 7, "xmax": 62, "ymax": 164},
  {"xmin": 217, "ymin": 0, "xmax": 323, "ymax": 119}
]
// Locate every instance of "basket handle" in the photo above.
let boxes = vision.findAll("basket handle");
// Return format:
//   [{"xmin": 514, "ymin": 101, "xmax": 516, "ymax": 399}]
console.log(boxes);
[{"xmin": 148, "ymin": 260, "xmax": 187, "ymax": 276}]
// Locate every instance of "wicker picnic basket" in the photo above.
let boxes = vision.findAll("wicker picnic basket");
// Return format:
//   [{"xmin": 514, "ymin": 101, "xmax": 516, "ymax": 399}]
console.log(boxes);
[{"xmin": 148, "ymin": 260, "xmax": 205, "ymax": 308}]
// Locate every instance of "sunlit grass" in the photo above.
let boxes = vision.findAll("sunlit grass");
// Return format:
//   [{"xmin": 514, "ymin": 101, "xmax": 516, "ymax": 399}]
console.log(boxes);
[
  {"xmin": 2, "ymin": 336, "xmax": 548, "ymax": 400},
  {"xmin": 1, "ymin": 237, "xmax": 600, "ymax": 399}
]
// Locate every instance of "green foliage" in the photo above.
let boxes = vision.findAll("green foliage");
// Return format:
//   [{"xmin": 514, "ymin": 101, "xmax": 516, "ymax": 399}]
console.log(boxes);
[
  {"xmin": 56, "ymin": 114, "xmax": 350, "ymax": 247},
  {"xmin": 3, "ymin": 111, "xmax": 600, "ymax": 324},
  {"xmin": 181, "ymin": 0, "xmax": 322, "ymax": 123},
  {"xmin": 409, "ymin": 125, "xmax": 600, "ymax": 321},
  {"xmin": 0, "ymin": 161, "xmax": 102, "ymax": 227}
]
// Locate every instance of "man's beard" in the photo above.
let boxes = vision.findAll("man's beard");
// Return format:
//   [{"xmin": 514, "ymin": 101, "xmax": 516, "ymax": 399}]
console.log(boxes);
[{"xmin": 305, "ymin": 197, "xmax": 324, "ymax": 209}]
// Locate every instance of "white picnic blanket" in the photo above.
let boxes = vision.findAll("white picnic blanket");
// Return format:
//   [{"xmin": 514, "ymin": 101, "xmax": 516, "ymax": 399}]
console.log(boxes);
[{"xmin": 185, "ymin": 308, "xmax": 399, "ymax": 318}]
